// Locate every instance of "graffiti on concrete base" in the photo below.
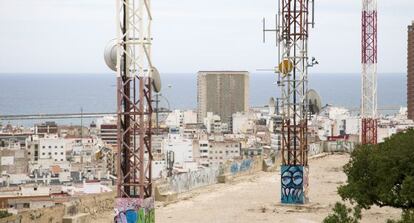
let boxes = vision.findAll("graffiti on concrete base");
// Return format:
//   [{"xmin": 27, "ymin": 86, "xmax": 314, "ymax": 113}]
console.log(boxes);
[
  {"xmin": 281, "ymin": 165, "xmax": 305, "ymax": 204},
  {"xmin": 114, "ymin": 198, "xmax": 154, "ymax": 223}
]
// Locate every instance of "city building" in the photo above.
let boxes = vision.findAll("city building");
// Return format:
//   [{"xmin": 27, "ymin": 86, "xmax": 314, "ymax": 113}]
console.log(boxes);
[
  {"xmin": 162, "ymin": 132, "xmax": 194, "ymax": 167},
  {"xmin": 197, "ymin": 71, "xmax": 249, "ymax": 124},
  {"xmin": 97, "ymin": 116, "xmax": 117, "ymax": 146},
  {"xmin": 203, "ymin": 112, "xmax": 229, "ymax": 134},
  {"xmin": 27, "ymin": 134, "xmax": 67, "ymax": 163},
  {"xmin": 408, "ymin": 21, "xmax": 414, "ymax": 120},
  {"xmin": 35, "ymin": 122, "xmax": 58, "ymax": 136}
]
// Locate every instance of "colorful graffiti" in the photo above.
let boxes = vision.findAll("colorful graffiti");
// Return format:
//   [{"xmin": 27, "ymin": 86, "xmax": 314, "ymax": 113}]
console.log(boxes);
[
  {"xmin": 281, "ymin": 165, "xmax": 306, "ymax": 204},
  {"xmin": 114, "ymin": 198, "xmax": 154, "ymax": 223}
]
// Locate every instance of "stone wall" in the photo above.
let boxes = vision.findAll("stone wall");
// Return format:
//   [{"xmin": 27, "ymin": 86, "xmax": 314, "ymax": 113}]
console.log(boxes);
[
  {"xmin": 0, "ymin": 192, "xmax": 116, "ymax": 223},
  {"xmin": 68, "ymin": 192, "xmax": 115, "ymax": 219},
  {"xmin": 16, "ymin": 204, "xmax": 65, "ymax": 223}
]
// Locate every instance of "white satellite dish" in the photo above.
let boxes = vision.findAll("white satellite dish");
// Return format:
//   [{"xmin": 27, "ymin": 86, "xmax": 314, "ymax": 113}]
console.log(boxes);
[
  {"xmin": 269, "ymin": 97, "xmax": 276, "ymax": 115},
  {"xmin": 104, "ymin": 39, "xmax": 118, "ymax": 72},
  {"xmin": 307, "ymin": 89, "xmax": 322, "ymax": 115},
  {"xmin": 151, "ymin": 67, "xmax": 162, "ymax": 93}
]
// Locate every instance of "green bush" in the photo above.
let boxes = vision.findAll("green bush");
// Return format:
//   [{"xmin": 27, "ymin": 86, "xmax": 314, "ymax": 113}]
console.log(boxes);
[{"xmin": 323, "ymin": 202, "xmax": 361, "ymax": 223}]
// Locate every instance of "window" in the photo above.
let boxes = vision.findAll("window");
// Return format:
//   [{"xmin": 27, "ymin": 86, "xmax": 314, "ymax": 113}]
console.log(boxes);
[
  {"xmin": 55, "ymin": 152, "xmax": 58, "ymax": 155},
  {"xmin": 42, "ymin": 153, "xmax": 45, "ymax": 155},
  {"xmin": 42, "ymin": 146, "xmax": 45, "ymax": 149},
  {"xmin": 61, "ymin": 159, "xmax": 63, "ymax": 161},
  {"xmin": 48, "ymin": 146, "xmax": 51, "ymax": 149},
  {"xmin": 48, "ymin": 152, "xmax": 51, "ymax": 155},
  {"xmin": 28, "ymin": 152, "xmax": 31, "ymax": 155},
  {"xmin": 61, "ymin": 146, "xmax": 64, "ymax": 148},
  {"xmin": 55, "ymin": 146, "xmax": 57, "ymax": 149},
  {"xmin": 61, "ymin": 152, "xmax": 64, "ymax": 155}
]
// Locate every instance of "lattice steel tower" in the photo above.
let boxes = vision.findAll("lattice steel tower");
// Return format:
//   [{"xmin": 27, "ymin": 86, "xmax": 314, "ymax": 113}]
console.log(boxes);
[
  {"xmin": 361, "ymin": 0, "xmax": 378, "ymax": 145},
  {"xmin": 114, "ymin": 0, "xmax": 155, "ymax": 220},
  {"xmin": 276, "ymin": 0, "xmax": 314, "ymax": 204}
]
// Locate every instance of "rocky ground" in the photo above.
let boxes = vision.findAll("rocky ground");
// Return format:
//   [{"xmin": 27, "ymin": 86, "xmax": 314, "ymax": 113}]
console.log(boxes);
[{"xmin": 154, "ymin": 154, "xmax": 401, "ymax": 223}]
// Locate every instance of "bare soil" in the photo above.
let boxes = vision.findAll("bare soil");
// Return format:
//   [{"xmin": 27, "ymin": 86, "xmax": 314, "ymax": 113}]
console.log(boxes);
[{"xmin": 155, "ymin": 154, "xmax": 401, "ymax": 223}]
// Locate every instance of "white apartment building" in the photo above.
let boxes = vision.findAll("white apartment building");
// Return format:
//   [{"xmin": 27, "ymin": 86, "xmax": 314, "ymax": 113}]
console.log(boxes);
[
  {"xmin": 38, "ymin": 134, "xmax": 66, "ymax": 162},
  {"xmin": 232, "ymin": 112, "xmax": 255, "ymax": 134},
  {"xmin": 165, "ymin": 110, "xmax": 198, "ymax": 129},
  {"xmin": 27, "ymin": 134, "xmax": 67, "ymax": 163},
  {"xmin": 163, "ymin": 133, "xmax": 194, "ymax": 166},
  {"xmin": 204, "ymin": 112, "xmax": 229, "ymax": 134},
  {"xmin": 194, "ymin": 138, "xmax": 241, "ymax": 167}
]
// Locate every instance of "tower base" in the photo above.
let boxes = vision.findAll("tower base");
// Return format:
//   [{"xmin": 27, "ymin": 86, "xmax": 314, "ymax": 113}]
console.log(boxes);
[
  {"xmin": 281, "ymin": 165, "xmax": 309, "ymax": 204},
  {"xmin": 114, "ymin": 198, "xmax": 154, "ymax": 223}
]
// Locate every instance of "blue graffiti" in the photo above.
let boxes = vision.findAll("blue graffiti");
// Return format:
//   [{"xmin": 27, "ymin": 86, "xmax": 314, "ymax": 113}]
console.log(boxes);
[
  {"xmin": 230, "ymin": 163, "xmax": 239, "ymax": 174},
  {"xmin": 239, "ymin": 159, "xmax": 252, "ymax": 172},
  {"xmin": 230, "ymin": 159, "xmax": 253, "ymax": 175},
  {"xmin": 281, "ymin": 165, "xmax": 304, "ymax": 204}
]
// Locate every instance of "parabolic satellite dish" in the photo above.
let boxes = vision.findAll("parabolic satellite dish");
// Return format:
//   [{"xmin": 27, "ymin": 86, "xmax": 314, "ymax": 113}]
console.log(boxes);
[
  {"xmin": 104, "ymin": 39, "xmax": 117, "ymax": 72},
  {"xmin": 307, "ymin": 89, "xmax": 322, "ymax": 115},
  {"xmin": 151, "ymin": 67, "xmax": 162, "ymax": 93},
  {"xmin": 269, "ymin": 97, "xmax": 276, "ymax": 115}
]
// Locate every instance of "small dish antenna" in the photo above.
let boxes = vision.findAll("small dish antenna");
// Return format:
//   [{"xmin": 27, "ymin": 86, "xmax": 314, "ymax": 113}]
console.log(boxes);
[
  {"xmin": 151, "ymin": 67, "xmax": 162, "ymax": 93},
  {"xmin": 307, "ymin": 89, "xmax": 322, "ymax": 115},
  {"xmin": 104, "ymin": 39, "xmax": 117, "ymax": 72},
  {"xmin": 278, "ymin": 59, "xmax": 293, "ymax": 76}
]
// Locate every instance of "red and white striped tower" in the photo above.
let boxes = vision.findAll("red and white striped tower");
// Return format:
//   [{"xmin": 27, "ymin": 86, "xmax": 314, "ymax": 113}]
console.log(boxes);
[{"xmin": 361, "ymin": 0, "xmax": 378, "ymax": 145}]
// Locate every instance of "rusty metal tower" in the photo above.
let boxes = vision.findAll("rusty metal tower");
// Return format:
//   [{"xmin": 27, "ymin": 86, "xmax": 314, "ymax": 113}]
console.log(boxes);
[
  {"xmin": 276, "ymin": 0, "xmax": 314, "ymax": 204},
  {"xmin": 361, "ymin": 0, "xmax": 378, "ymax": 145},
  {"xmin": 114, "ymin": 0, "xmax": 155, "ymax": 221}
]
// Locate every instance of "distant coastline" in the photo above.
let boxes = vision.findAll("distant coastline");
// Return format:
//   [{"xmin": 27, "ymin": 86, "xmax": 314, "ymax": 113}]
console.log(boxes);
[{"xmin": 0, "ymin": 73, "xmax": 406, "ymax": 126}]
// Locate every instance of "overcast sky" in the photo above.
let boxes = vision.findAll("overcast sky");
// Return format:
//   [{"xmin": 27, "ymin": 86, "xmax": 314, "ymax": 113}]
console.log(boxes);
[{"xmin": 0, "ymin": 0, "xmax": 413, "ymax": 74}]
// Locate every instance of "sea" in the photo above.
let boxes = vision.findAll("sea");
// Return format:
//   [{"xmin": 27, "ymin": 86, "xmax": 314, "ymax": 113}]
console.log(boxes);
[{"xmin": 0, "ymin": 73, "xmax": 407, "ymax": 127}]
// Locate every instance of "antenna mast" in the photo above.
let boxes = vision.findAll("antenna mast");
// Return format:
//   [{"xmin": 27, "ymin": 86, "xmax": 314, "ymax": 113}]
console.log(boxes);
[
  {"xmin": 277, "ymin": 0, "xmax": 314, "ymax": 204},
  {"xmin": 115, "ymin": 0, "xmax": 154, "ymax": 221},
  {"xmin": 361, "ymin": 0, "xmax": 378, "ymax": 145}
]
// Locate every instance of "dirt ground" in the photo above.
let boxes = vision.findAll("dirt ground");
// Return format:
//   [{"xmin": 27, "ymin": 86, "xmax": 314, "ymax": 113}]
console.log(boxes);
[{"xmin": 155, "ymin": 154, "xmax": 401, "ymax": 223}]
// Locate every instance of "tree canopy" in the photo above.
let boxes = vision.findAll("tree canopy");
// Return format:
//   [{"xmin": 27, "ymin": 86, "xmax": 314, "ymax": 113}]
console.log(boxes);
[{"xmin": 338, "ymin": 129, "xmax": 414, "ymax": 210}]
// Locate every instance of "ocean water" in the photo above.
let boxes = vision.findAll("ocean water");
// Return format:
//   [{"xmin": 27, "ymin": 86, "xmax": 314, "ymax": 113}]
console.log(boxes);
[{"xmin": 0, "ymin": 73, "xmax": 407, "ymax": 126}]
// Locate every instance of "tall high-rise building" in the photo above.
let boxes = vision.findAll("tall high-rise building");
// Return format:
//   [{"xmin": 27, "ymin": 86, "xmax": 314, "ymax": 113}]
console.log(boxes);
[
  {"xmin": 197, "ymin": 71, "xmax": 249, "ymax": 124},
  {"xmin": 408, "ymin": 21, "xmax": 414, "ymax": 120}
]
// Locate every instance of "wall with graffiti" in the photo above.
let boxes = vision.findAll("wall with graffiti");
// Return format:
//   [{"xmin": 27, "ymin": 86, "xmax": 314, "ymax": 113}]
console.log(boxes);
[
  {"xmin": 159, "ymin": 157, "xmax": 263, "ymax": 195},
  {"xmin": 308, "ymin": 141, "xmax": 355, "ymax": 157},
  {"xmin": 223, "ymin": 157, "xmax": 262, "ymax": 177},
  {"xmin": 281, "ymin": 165, "xmax": 308, "ymax": 204},
  {"xmin": 114, "ymin": 198, "xmax": 155, "ymax": 223},
  {"xmin": 167, "ymin": 165, "xmax": 220, "ymax": 194},
  {"xmin": 324, "ymin": 141, "xmax": 355, "ymax": 153}
]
